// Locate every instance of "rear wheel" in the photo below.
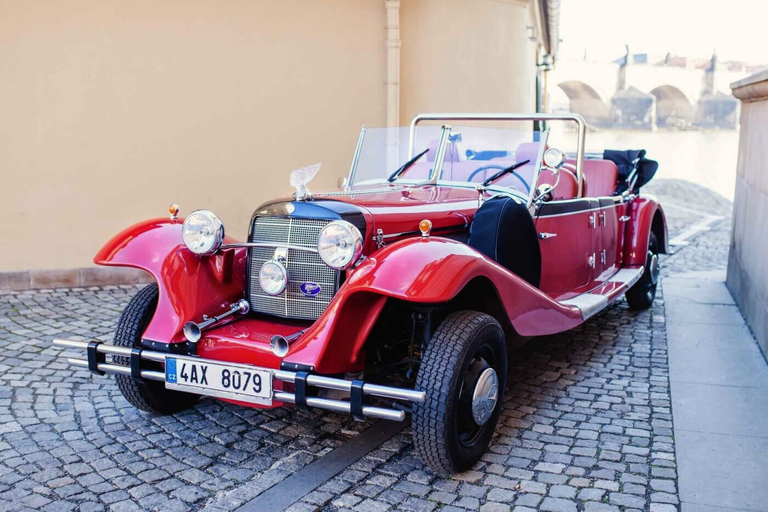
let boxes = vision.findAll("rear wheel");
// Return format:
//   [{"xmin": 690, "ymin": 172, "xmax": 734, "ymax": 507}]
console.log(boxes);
[
  {"xmin": 113, "ymin": 284, "xmax": 199, "ymax": 414},
  {"xmin": 413, "ymin": 311, "xmax": 507, "ymax": 476},
  {"xmin": 626, "ymin": 232, "xmax": 660, "ymax": 310}
]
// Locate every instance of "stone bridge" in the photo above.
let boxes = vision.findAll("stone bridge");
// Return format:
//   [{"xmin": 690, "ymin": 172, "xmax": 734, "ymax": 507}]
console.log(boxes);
[{"xmin": 549, "ymin": 56, "xmax": 747, "ymax": 129}]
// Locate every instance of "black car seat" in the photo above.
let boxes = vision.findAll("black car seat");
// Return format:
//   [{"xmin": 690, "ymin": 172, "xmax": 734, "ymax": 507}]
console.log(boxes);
[{"xmin": 467, "ymin": 195, "xmax": 541, "ymax": 288}]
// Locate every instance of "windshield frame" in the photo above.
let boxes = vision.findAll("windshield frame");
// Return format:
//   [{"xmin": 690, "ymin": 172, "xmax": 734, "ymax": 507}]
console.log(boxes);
[
  {"xmin": 408, "ymin": 113, "xmax": 587, "ymax": 196},
  {"xmin": 345, "ymin": 113, "xmax": 587, "ymax": 203}
]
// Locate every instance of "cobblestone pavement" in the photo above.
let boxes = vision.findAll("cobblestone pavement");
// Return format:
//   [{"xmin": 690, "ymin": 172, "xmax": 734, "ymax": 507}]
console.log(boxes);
[{"xmin": 0, "ymin": 183, "xmax": 732, "ymax": 512}]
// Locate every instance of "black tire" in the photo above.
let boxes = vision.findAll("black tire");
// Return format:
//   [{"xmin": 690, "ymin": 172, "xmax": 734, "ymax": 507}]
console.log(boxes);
[
  {"xmin": 626, "ymin": 232, "xmax": 660, "ymax": 310},
  {"xmin": 413, "ymin": 311, "xmax": 507, "ymax": 476},
  {"xmin": 113, "ymin": 283, "xmax": 199, "ymax": 414}
]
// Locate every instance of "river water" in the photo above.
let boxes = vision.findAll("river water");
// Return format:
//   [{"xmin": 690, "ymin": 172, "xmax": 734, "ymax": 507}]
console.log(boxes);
[
  {"xmin": 582, "ymin": 129, "xmax": 739, "ymax": 200},
  {"xmin": 547, "ymin": 125, "xmax": 739, "ymax": 200}
]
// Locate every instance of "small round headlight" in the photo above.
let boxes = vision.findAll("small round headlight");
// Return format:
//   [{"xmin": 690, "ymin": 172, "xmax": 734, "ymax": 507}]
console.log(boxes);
[
  {"xmin": 259, "ymin": 260, "xmax": 288, "ymax": 296},
  {"xmin": 182, "ymin": 210, "xmax": 224, "ymax": 255},
  {"xmin": 317, "ymin": 220, "xmax": 363, "ymax": 270}
]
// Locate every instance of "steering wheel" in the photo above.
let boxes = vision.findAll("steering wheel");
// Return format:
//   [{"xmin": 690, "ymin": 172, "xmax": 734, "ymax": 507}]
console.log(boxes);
[{"xmin": 466, "ymin": 165, "xmax": 530, "ymax": 193}]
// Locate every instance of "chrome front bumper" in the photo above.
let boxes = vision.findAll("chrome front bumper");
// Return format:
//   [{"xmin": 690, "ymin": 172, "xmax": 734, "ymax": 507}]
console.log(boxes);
[{"xmin": 53, "ymin": 339, "xmax": 425, "ymax": 422}]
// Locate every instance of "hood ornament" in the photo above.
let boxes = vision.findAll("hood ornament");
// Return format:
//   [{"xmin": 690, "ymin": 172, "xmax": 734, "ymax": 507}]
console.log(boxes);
[{"xmin": 290, "ymin": 163, "xmax": 321, "ymax": 201}]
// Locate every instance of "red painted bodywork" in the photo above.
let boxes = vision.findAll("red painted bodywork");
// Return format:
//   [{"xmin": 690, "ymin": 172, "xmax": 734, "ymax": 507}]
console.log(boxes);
[
  {"xmin": 95, "ymin": 178, "xmax": 665, "ymax": 410},
  {"xmin": 623, "ymin": 195, "xmax": 668, "ymax": 265}
]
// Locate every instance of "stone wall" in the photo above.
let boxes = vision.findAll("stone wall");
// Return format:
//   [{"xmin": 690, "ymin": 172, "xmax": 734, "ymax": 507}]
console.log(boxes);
[{"xmin": 727, "ymin": 70, "xmax": 768, "ymax": 358}]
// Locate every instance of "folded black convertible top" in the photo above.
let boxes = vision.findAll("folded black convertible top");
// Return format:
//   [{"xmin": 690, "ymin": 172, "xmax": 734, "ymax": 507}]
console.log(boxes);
[{"xmin": 603, "ymin": 149, "xmax": 658, "ymax": 193}]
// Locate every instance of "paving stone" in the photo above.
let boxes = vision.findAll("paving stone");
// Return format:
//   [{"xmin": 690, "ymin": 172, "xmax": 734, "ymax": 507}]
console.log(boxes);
[{"xmin": 540, "ymin": 497, "xmax": 577, "ymax": 512}]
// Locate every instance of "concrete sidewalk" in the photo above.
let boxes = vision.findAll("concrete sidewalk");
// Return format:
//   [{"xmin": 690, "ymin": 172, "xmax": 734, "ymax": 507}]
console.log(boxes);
[{"xmin": 664, "ymin": 270, "xmax": 768, "ymax": 512}]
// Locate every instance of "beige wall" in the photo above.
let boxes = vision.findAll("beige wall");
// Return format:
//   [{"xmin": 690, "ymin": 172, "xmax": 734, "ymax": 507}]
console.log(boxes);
[
  {"xmin": 400, "ymin": 0, "xmax": 538, "ymax": 120},
  {"xmin": 727, "ymin": 70, "xmax": 768, "ymax": 358},
  {"xmin": 1, "ymin": 0, "xmax": 544, "ymax": 278},
  {"xmin": 1, "ymin": 0, "xmax": 387, "ymax": 271}
]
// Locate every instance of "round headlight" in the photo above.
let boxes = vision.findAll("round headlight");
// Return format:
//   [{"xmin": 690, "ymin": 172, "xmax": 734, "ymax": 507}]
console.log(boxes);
[
  {"xmin": 317, "ymin": 220, "xmax": 363, "ymax": 270},
  {"xmin": 259, "ymin": 260, "xmax": 288, "ymax": 296},
  {"xmin": 182, "ymin": 210, "xmax": 224, "ymax": 255}
]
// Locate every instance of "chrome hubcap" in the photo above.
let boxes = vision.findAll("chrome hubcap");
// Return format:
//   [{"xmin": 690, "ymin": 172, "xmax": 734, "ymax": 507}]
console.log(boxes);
[
  {"xmin": 649, "ymin": 253, "xmax": 660, "ymax": 285},
  {"xmin": 471, "ymin": 367, "xmax": 499, "ymax": 425}
]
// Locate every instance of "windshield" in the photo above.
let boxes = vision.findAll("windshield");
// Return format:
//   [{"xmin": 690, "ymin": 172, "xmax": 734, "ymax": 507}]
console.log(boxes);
[{"xmin": 348, "ymin": 125, "xmax": 549, "ymax": 200}]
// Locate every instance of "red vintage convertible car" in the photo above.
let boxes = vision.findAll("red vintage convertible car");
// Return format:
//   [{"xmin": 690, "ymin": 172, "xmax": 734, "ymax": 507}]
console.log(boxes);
[{"xmin": 55, "ymin": 113, "xmax": 665, "ymax": 475}]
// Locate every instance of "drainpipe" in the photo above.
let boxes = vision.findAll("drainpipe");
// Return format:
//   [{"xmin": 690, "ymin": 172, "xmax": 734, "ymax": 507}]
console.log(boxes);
[
  {"xmin": 385, "ymin": 0, "xmax": 401, "ymax": 171},
  {"xmin": 535, "ymin": 52, "xmax": 553, "ymax": 133},
  {"xmin": 385, "ymin": 0, "xmax": 401, "ymax": 128}
]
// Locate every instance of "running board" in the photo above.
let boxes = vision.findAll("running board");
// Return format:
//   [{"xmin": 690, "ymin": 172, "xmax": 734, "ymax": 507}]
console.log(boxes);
[
  {"xmin": 52, "ymin": 339, "xmax": 425, "ymax": 422},
  {"xmin": 558, "ymin": 266, "xmax": 644, "ymax": 320}
]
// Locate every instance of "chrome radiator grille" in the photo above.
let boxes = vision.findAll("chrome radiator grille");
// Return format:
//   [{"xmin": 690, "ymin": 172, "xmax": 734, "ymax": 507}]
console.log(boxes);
[{"xmin": 248, "ymin": 217, "xmax": 339, "ymax": 320}]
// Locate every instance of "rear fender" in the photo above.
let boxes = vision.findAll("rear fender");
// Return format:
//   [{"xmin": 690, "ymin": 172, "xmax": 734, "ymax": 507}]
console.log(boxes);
[
  {"xmin": 284, "ymin": 237, "xmax": 583, "ymax": 373},
  {"xmin": 94, "ymin": 218, "xmax": 248, "ymax": 345},
  {"xmin": 623, "ymin": 196, "xmax": 668, "ymax": 266}
]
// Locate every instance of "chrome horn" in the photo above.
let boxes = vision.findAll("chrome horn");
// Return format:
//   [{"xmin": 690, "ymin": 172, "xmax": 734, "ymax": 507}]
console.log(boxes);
[
  {"xmin": 183, "ymin": 299, "xmax": 250, "ymax": 343},
  {"xmin": 270, "ymin": 330, "xmax": 306, "ymax": 357}
]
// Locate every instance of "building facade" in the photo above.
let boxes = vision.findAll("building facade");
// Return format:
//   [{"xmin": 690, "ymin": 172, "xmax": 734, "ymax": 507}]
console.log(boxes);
[{"xmin": 0, "ymin": 0, "xmax": 557, "ymax": 288}]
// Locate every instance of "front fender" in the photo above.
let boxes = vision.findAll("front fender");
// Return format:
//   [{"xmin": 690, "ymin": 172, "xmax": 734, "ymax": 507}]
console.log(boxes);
[
  {"xmin": 95, "ymin": 218, "xmax": 248, "ymax": 345},
  {"xmin": 623, "ymin": 195, "xmax": 668, "ymax": 266},
  {"xmin": 284, "ymin": 237, "xmax": 583, "ymax": 373}
]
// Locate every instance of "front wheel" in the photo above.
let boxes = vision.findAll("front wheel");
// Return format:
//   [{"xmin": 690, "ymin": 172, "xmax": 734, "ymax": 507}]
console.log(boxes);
[
  {"xmin": 413, "ymin": 311, "xmax": 507, "ymax": 476},
  {"xmin": 113, "ymin": 284, "xmax": 199, "ymax": 414},
  {"xmin": 626, "ymin": 232, "xmax": 660, "ymax": 310}
]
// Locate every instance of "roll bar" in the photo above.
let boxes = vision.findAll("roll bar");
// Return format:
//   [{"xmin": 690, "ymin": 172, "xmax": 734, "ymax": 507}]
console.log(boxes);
[{"xmin": 408, "ymin": 113, "xmax": 588, "ymax": 197}]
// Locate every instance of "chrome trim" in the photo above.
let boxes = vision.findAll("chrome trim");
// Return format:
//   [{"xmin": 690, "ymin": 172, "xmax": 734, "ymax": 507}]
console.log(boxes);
[
  {"xmin": 221, "ymin": 242, "xmax": 319, "ymax": 253},
  {"xmin": 527, "ymin": 130, "xmax": 551, "ymax": 208},
  {"xmin": 408, "ymin": 113, "xmax": 587, "ymax": 197},
  {"xmin": 347, "ymin": 126, "xmax": 367, "ymax": 186},
  {"xmin": 424, "ymin": 125, "xmax": 452, "ymax": 186},
  {"xmin": 471, "ymin": 367, "xmax": 499, "ymax": 426},
  {"xmin": 53, "ymin": 339, "xmax": 425, "ymax": 422},
  {"xmin": 373, "ymin": 229, "xmax": 386, "ymax": 249}
]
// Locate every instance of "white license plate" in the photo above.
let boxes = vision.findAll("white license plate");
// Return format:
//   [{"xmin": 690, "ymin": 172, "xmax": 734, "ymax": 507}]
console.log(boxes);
[{"xmin": 165, "ymin": 356, "xmax": 273, "ymax": 406}]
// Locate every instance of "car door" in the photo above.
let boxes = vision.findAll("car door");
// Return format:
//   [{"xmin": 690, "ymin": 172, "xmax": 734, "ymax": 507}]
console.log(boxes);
[
  {"xmin": 596, "ymin": 197, "xmax": 623, "ymax": 280},
  {"xmin": 535, "ymin": 198, "xmax": 600, "ymax": 296}
]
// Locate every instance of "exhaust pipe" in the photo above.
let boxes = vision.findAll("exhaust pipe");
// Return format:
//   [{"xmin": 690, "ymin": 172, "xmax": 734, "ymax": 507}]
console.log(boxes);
[
  {"xmin": 270, "ymin": 330, "xmax": 305, "ymax": 357},
  {"xmin": 183, "ymin": 299, "xmax": 250, "ymax": 343}
]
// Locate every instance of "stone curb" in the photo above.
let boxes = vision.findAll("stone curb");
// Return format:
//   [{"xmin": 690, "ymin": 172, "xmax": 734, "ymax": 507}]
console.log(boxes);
[{"xmin": 0, "ymin": 267, "xmax": 153, "ymax": 290}]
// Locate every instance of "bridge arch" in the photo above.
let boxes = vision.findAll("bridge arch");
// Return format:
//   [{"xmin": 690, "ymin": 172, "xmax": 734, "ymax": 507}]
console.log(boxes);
[
  {"xmin": 556, "ymin": 81, "xmax": 611, "ymax": 127},
  {"xmin": 650, "ymin": 85, "xmax": 695, "ymax": 127}
]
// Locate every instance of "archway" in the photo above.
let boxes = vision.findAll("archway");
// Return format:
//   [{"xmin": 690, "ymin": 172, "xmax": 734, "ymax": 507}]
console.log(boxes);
[
  {"xmin": 650, "ymin": 85, "xmax": 695, "ymax": 127},
  {"xmin": 557, "ymin": 81, "xmax": 611, "ymax": 126}
]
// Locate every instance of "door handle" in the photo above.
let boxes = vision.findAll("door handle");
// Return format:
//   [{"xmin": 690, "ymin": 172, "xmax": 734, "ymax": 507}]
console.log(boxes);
[{"xmin": 538, "ymin": 232, "xmax": 557, "ymax": 239}]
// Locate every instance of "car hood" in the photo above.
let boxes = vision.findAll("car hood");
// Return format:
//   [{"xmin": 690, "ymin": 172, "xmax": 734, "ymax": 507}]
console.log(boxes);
[
  {"xmin": 315, "ymin": 185, "xmax": 480, "ymax": 250},
  {"xmin": 254, "ymin": 185, "xmax": 481, "ymax": 255}
]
